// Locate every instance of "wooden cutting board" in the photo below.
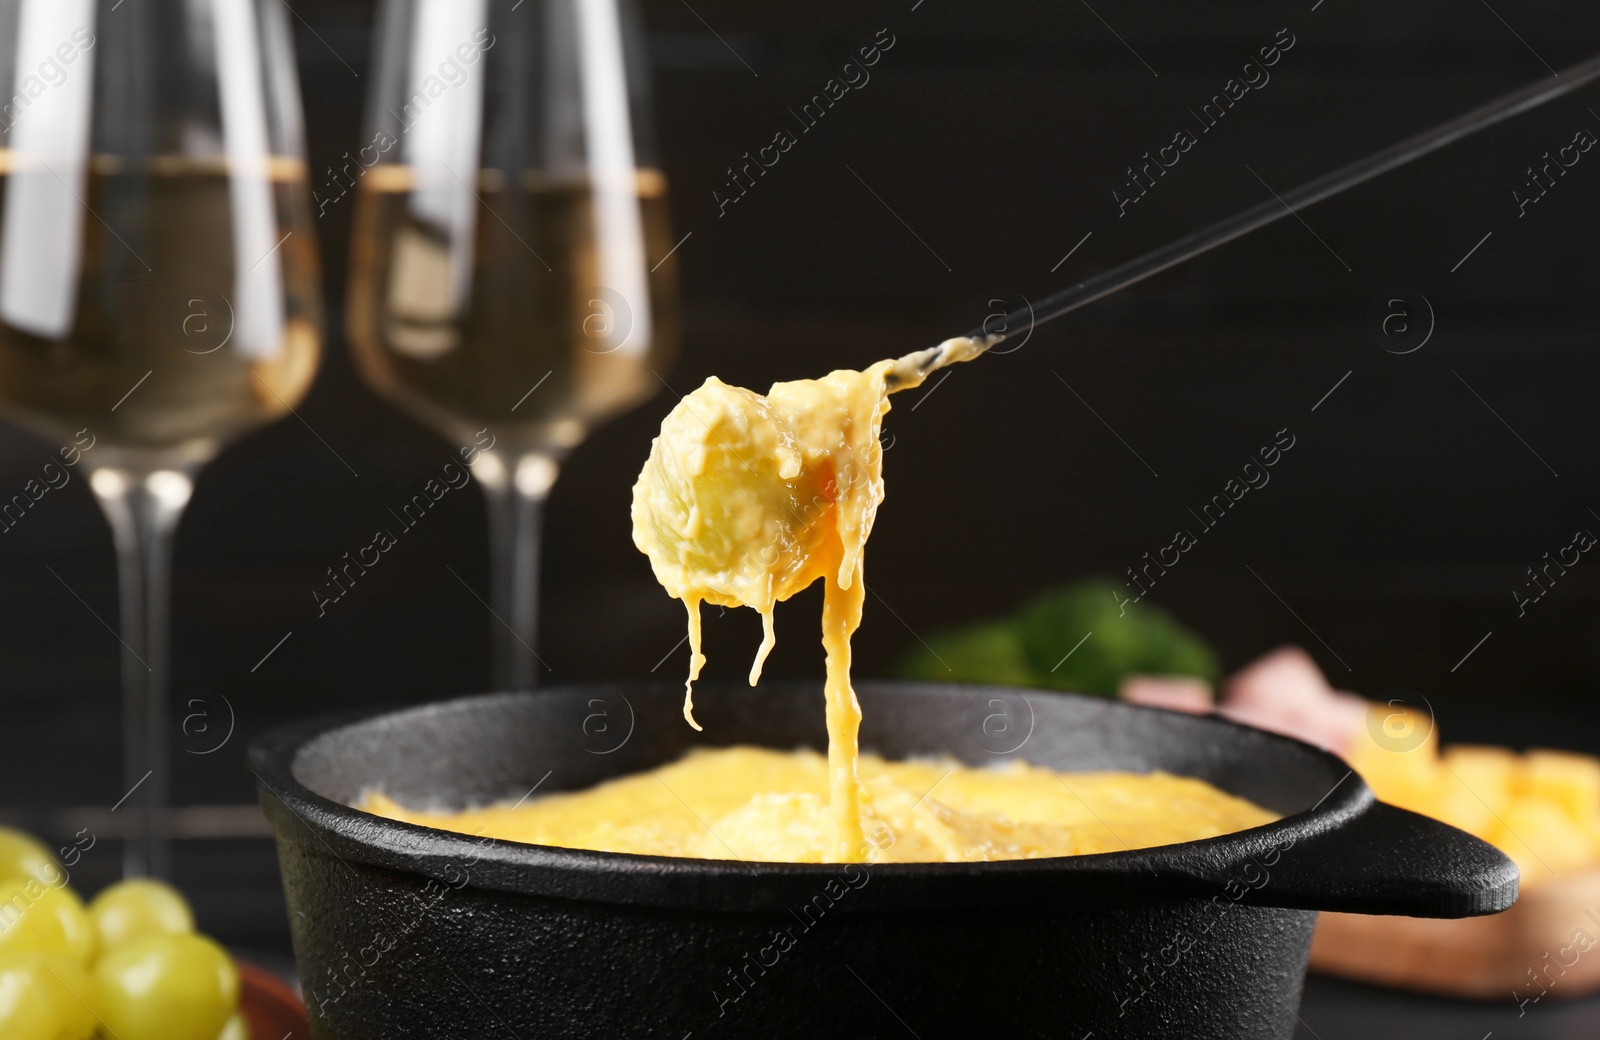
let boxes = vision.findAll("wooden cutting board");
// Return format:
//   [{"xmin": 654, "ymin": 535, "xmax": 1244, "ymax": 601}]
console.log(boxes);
[{"xmin": 1310, "ymin": 867, "xmax": 1600, "ymax": 1003}]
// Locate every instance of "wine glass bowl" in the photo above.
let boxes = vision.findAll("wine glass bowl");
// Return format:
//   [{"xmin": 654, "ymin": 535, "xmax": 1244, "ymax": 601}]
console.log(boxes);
[
  {"xmin": 0, "ymin": 1, "xmax": 322, "ymax": 471},
  {"xmin": 0, "ymin": 156, "xmax": 322, "ymax": 471},
  {"xmin": 348, "ymin": 0, "xmax": 676, "ymax": 689},
  {"xmin": 348, "ymin": 165, "xmax": 675, "ymax": 457}
]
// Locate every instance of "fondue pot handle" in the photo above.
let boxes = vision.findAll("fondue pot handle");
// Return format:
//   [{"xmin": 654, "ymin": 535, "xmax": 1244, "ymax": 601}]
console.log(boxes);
[{"xmin": 1220, "ymin": 799, "xmax": 1519, "ymax": 918}]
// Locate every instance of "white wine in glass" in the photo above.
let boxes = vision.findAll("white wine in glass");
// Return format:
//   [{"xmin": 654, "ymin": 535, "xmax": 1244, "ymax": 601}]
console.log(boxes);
[
  {"xmin": 0, "ymin": 0, "xmax": 322, "ymax": 877},
  {"xmin": 348, "ymin": 0, "xmax": 677, "ymax": 689}
]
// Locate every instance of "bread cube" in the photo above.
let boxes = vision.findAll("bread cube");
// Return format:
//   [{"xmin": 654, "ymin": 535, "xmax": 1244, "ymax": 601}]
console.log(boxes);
[{"xmin": 1521, "ymin": 749, "xmax": 1600, "ymax": 823}]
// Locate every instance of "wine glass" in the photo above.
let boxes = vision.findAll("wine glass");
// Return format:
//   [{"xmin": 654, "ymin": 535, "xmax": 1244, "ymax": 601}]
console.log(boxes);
[
  {"xmin": 0, "ymin": 0, "xmax": 322, "ymax": 877},
  {"xmin": 348, "ymin": 0, "xmax": 677, "ymax": 690}
]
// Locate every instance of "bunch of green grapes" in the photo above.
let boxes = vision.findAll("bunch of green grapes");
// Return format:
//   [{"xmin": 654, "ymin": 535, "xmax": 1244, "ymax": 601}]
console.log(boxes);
[{"xmin": 0, "ymin": 826, "xmax": 246, "ymax": 1040}]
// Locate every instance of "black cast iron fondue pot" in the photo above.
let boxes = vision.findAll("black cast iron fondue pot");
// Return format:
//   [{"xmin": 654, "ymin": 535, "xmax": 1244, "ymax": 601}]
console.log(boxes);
[{"xmin": 251, "ymin": 682, "xmax": 1516, "ymax": 1040}]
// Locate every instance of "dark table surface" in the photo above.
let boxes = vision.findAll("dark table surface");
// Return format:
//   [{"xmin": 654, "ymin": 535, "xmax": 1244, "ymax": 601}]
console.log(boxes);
[{"xmin": 1296, "ymin": 975, "xmax": 1599, "ymax": 1039}]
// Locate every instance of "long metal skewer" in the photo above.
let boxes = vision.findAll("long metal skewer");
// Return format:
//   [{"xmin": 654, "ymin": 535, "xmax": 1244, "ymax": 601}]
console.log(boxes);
[{"xmin": 886, "ymin": 53, "xmax": 1600, "ymax": 392}]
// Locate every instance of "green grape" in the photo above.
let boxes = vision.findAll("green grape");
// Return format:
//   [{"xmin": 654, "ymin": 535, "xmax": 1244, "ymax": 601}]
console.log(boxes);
[
  {"xmin": 214, "ymin": 1010, "xmax": 250, "ymax": 1040},
  {"xmin": 93, "ymin": 933, "xmax": 239, "ymax": 1040},
  {"xmin": 0, "ymin": 829, "xmax": 65, "ymax": 888},
  {"xmin": 0, "ymin": 951, "xmax": 96, "ymax": 1040},
  {"xmin": 88, "ymin": 879, "xmax": 195, "ymax": 957},
  {"xmin": 0, "ymin": 878, "xmax": 93, "ymax": 965}
]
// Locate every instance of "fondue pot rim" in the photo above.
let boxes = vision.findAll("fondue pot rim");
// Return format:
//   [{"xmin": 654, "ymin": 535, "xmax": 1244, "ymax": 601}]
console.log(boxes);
[
  {"xmin": 250, "ymin": 683, "xmax": 1518, "ymax": 918},
  {"xmin": 252, "ymin": 684, "xmax": 1362, "ymax": 871}
]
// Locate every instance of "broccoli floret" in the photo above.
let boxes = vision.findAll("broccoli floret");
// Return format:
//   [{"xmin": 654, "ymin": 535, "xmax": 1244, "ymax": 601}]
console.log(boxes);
[
  {"xmin": 895, "ymin": 579, "xmax": 1218, "ymax": 697},
  {"xmin": 897, "ymin": 623, "xmax": 1035, "ymax": 687}
]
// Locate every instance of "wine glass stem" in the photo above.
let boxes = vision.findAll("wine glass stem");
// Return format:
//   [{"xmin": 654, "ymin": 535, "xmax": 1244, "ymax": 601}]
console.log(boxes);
[
  {"xmin": 481, "ymin": 452, "xmax": 558, "ymax": 690},
  {"xmin": 90, "ymin": 468, "xmax": 193, "ymax": 879}
]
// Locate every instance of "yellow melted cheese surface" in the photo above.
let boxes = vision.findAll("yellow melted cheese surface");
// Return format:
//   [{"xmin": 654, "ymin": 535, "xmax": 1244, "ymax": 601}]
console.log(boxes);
[{"xmin": 360, "ymin": 746, "xmax": 1276, "ymax": 863}]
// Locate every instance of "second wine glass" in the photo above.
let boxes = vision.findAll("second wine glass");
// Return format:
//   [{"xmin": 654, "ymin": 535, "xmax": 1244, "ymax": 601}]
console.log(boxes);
[{"xmin": 347, "ymin": 0, "xmax": 676, "ymax": 690}]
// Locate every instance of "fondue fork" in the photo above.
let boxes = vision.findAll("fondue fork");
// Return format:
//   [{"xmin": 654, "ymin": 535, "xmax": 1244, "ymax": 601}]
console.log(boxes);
[{"xmin": 886, "ymin": 52, "xmax": 1600, "ymax": 392}]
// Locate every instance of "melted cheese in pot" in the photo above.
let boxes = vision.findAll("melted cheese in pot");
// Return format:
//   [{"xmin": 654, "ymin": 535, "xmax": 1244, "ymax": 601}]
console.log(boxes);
[{"xmin": 359, "ymin": 746, "xmax": 1277, "ymax": 863}]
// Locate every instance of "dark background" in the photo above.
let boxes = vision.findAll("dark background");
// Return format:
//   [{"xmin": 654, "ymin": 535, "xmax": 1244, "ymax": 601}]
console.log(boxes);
[{"xmin": 1, "ymin": 0, "xmax": 1598, "ymax": 1017}]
